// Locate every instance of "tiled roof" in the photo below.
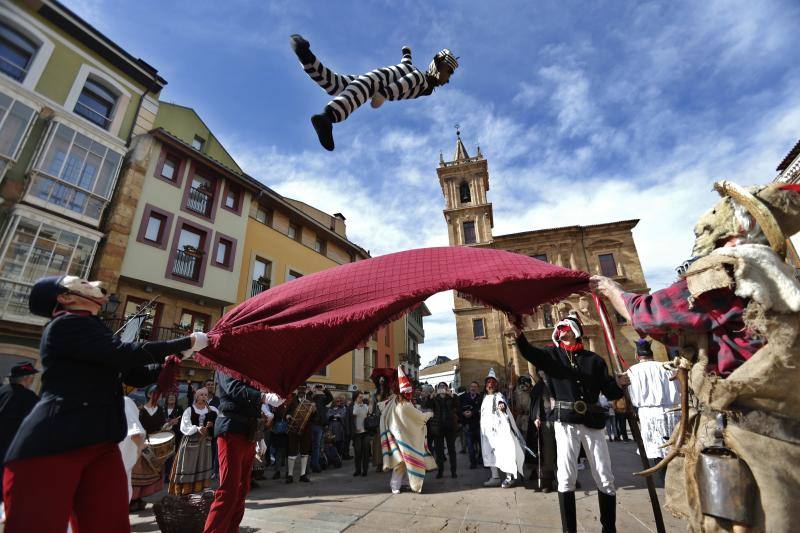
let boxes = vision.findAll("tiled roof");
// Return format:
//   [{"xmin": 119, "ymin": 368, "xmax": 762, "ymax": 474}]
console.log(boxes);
[{"xmin": 777, "ymin": 139, "xmax": 800, "ymax": 172}]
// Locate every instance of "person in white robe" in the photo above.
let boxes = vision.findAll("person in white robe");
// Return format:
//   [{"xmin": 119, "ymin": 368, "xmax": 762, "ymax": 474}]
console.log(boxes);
[
  {"xmin": 120, "ymin": 394, "xmax": 146, "ymax": 501},
  {"xmin": 625, "ymin": 339, "xmax": 680, "ymax": 461},
  {"xmin": 480, "ymin": 368, "xmax": 526, "ymax": 488}
]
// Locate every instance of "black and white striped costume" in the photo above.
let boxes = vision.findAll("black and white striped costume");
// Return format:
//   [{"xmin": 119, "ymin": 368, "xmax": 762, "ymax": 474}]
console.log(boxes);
[{"xmin": 300, "ymin": 47, "xmax": 434, "ymax": 123}]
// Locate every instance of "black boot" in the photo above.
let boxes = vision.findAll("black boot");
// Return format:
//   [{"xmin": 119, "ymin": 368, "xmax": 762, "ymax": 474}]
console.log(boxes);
[
  {"xmin": 598, "ymin": 492, "xmax": 616, "ymax": 533},
  {"xmin": 558, "ymin": 491, "xmax": 577, "ymax": 533},
  {"xmin": 311, "ymin": 111, "xmax": 335, "ymax": 151},
  {"xmin": 436, "ymin": 469, "xmax": 444, "ymax": 479},
  {"xmin": 289, "ymin": 34, "xmax": 315, "ymax": 64}
]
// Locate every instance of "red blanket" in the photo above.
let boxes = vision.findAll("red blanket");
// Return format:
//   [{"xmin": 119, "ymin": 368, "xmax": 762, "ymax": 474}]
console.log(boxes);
[{"xmin": 196, "ymin": 246, "xmax": 589, "ymax": 395}]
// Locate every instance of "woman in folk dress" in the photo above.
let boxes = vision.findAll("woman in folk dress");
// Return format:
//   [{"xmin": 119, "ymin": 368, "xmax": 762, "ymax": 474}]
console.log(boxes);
[{"xmin": 168, "ymin": 388, "xmax": 218, "ymax": 495}]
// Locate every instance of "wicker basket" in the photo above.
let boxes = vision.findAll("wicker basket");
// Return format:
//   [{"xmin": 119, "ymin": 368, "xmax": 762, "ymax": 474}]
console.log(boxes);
[{"xmin": 153, "ymin": 489, "xmax": 215, "ymax": 533}]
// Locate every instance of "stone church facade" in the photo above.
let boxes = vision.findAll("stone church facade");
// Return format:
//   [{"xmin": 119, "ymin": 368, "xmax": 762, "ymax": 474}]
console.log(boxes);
[{"xmin": 439, "ymin": 134, "xmax": 660, "ymax": 388}]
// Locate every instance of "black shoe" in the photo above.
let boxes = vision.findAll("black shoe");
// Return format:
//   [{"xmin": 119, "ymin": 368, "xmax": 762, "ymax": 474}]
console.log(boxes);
[
  {"xmin": 598, "ymin": 492, "xmax": 616, "ymax": 533},
  {"xmin": 436, "ymin": 470, "xmax": 444, "ymax": 479},
  {"xmin": 353, "ymin": 471, "xmax": 361, "ymax": 477},
  {"xmin": 289, "ymin": 34, "xmax": 314, "ymax": 64},
  {"xmin": 286, "ymin": 475, "xmax": 293, "ymax": 484},
  {"xmin": 575, "ymin": 480, "xmax": 582, "ymax": 490},
  {"xmin": 451, "ymin": 472, "xmax": 458, "ymax": 479},
  {"xmin": 311, "ymin": 113, "xmax": 334, "ymax": 151},
  {"xmin": 361, "ymin": 471, "xmax": 367, "ymax": 477},
  {"xmin": 273, "ymin": 471, "xmax": 282, "ymax": 480},
  {"xmin": 558, "ymin": 491, "xmax": 577, "ymax": 533},
  {"xmin": 299, "ymin": 474, "xmax": 311, "ymax": 483}
]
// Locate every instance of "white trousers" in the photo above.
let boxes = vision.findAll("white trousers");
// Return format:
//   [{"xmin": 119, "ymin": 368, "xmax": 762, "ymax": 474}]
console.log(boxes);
[
  {"xmin": 390, "ymin": 463, "xmax": 409, "ymax": 491},
  {"xmin": 554, "ymin": 421, "xmax": 615, "ymax": 495}
]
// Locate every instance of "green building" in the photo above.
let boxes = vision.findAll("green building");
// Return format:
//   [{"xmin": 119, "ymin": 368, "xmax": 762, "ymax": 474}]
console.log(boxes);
[{"xmin": 0, "ymin": 0, "xmax": 166, "ymax": 376}]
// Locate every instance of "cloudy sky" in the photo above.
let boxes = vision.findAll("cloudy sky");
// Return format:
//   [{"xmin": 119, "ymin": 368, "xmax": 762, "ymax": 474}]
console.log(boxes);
[{"xmin": 73, "ymin": 0, "xmax": 799, "ymax": 365}]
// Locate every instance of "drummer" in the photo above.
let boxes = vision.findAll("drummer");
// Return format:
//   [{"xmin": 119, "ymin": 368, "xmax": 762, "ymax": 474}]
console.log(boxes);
[
  {"xmin": 1, "ymin": 275, "xmax": 207, "ymax": 533},
  {"xmin": 285, "ymin": 386, "xmax": 315, "ymax": 483},
  {"xmin": 130, "ymin": 385, "xmax": 168, "ymax": 511}
]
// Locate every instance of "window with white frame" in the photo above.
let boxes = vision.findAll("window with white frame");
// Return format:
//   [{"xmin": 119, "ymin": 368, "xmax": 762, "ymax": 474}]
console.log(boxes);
[
  {"xmin": 0, "ymin": 20, "xmax": 38, "ymax": 83},
  {"xmin": 0, "ymin": 214, "xmax": 97, "ymax": 320},
  {"xmin": 192, "ymin": 136, "xmax": 205, "ymax": 151},
  {"xmin": 73, "ymin": 78, "xmax": 117, "ymax": 130},
  {"xmin": 27, "ymin": 122, "xmax": 123, "ymax": 223},
  {"xmin": 287, "ymin": 269, "xmax": 303, "ymax": 281},
  {"xmin": 0, "ymin": 91, "xmax": 36, "ymax": 179}
]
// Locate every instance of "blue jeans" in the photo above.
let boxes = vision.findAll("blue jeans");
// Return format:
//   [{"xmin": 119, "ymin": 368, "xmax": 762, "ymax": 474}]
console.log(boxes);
[
  {"xmin": 310, "ymin": 425, "xmax": 324, "ymax": 471},
  {"xmin": 463, "ymin": 425, "xmax": 480, "ymax": 466}
]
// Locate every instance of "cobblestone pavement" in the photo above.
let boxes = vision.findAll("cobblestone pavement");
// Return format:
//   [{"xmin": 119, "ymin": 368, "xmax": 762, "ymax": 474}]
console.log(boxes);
[{"xmin": 129, "ymin": 440, "xmax": 687, "ymax": 532}]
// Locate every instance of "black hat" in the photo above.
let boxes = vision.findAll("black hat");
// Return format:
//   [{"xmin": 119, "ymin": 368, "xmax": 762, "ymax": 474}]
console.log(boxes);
[
  {"xmin": 9, "ymin": 362, "xmax": 38, "ymax": 378},
  {"xmin": 635, "ymin": 339, "xmax": 653, "ymax": 357},
  {"xmin": 28, "ymin": 275, "xmax": 67, "ymax": 317}
]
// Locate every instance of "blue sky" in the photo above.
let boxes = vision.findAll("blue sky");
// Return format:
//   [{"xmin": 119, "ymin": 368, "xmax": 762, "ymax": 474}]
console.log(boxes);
[{"xmin": 73, "ymin": 0, "xmax": 800, "ymax": 365}]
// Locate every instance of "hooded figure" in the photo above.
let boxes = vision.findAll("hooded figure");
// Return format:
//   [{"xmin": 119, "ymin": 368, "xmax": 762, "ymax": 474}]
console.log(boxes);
[
  {"xmin": 290, "ymin": 34, "xmax": 458, "ymax": 151},
  {"xmin": 479, "ymin": 368, "xmax": 526, "ymax": 488},
  {"xmin": 379, "ymin": 366, "xmax": 436, "ymax": 494}
]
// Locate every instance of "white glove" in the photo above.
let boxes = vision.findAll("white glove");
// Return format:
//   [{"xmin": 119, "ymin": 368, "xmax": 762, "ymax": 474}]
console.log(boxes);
[{"xmin": 190, "ymin": 332, "xmax": 209, "ymax": 352}]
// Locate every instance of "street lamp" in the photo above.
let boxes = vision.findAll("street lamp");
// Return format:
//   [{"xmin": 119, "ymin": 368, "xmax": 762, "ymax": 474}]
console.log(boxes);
[{"xmin": 102, "ymin": 294, "xmax": 121, "ymax": 318}]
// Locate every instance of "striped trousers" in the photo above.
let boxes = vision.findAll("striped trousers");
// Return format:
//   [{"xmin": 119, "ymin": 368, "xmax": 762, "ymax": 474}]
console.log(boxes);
[{"xmin": 301, "ymin": 58, "xmax": 409, "ymax": 123}]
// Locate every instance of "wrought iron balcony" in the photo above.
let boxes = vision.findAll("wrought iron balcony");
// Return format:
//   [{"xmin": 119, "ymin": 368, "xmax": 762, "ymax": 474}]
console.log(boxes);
[
  {"xmin": 250, "ymin": 279, "xmax": 269, "ymax": 297},
  {"xmin": 172, "ymin": 249, "xmax": 201, "ymax": 280},
  {"xmin": 186, "ymin": 186, "xmax": 213, "ymax": 216}
]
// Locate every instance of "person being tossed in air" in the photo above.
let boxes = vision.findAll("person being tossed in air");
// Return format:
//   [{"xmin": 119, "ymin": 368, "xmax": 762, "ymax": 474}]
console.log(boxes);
[{"xmin": 290, "ymin": 34, "xmax": 458, "ymax": 151}]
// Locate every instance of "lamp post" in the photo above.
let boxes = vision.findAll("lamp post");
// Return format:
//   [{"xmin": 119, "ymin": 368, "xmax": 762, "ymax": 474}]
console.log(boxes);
[{"xmin": 101, "ymin": 293, "xmax": 121, "ymax": 318}]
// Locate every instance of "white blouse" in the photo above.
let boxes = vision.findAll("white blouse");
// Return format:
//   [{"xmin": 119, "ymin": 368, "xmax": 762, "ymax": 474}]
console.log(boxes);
[{"xmin": 180, "ymin": 404, "xmax": 219, "ymax": 436}]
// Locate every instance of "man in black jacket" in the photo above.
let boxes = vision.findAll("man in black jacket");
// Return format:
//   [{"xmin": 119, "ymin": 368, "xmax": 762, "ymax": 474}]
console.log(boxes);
[
  {"xmin": 516, "ymin": 314, "xmax": 627, "ymax": 533},
  {"xmin": 459, "ymin": 381, "xmax": 482, "ymax": 469},
  {"xmin": 204, "ymin": 372, "xmax": 282, "ymax": 533},
  {"xmin": 424, "ymin": 382, "xmax": 461, "ymax": 478},
  {"xmin": 2, "ymin": 275, "xmax": 205, "ymax": 533},
  {"xmin": 0, "ymin": 362, "xmax": 39, "ymax": 522}
]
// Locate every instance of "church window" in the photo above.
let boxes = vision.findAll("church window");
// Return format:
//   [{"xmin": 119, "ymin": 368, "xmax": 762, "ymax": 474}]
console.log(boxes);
[
  {"xmin": 459, "ymin": 181, "xmax": 471, "ymax": 203},
  {"xmin": 463, "ymin": 221, "xmax": 476, "ymax": 244},
  {"xmin": 599, "ymin": 253, "xmax": 618, "ymax": 277},
  {"xmin": 472, "ymin": 318, "xmax": 486, "ymax": 338}
]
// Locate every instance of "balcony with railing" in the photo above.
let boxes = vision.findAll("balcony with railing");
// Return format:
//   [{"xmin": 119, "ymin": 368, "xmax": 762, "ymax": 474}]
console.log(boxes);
[
  {"xmin": 186, "ymin": 187, "xmax": 213, "ymax": 217},
  {"xmin": 172, "ymin": 249, "xmax": 201, "ymax": 281},
  {"xmin": 250, "ymin": 278, "xmax": 269, "ymax": 298}
]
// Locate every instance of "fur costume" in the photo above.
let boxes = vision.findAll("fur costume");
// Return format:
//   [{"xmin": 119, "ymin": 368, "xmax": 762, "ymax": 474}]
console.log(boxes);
[{"xmin": 626, "ymin": 182, "xmax": 800, "ymax": 532}]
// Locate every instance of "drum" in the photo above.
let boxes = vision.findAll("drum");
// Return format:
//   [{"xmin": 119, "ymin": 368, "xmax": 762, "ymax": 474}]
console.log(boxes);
[
  {"xmin": 132, "ymin": 431, "xmax": 176, "ymax": 486},
  {"xmin": 287, "ymin": 399, "xmax": 314, "ymax": 435}
]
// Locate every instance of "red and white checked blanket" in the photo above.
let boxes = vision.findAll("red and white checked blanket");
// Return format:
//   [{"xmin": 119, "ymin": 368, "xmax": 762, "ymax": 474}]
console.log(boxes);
[{"xmin": 196, "ymin": 246, "xmax": 589, "ymax": 396}]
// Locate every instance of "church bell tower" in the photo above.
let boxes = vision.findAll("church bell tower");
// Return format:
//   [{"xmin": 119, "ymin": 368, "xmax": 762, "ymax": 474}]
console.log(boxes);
[{"xmin": 437, "ymin": 129, "xmax": 493, "ymax": 245}]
